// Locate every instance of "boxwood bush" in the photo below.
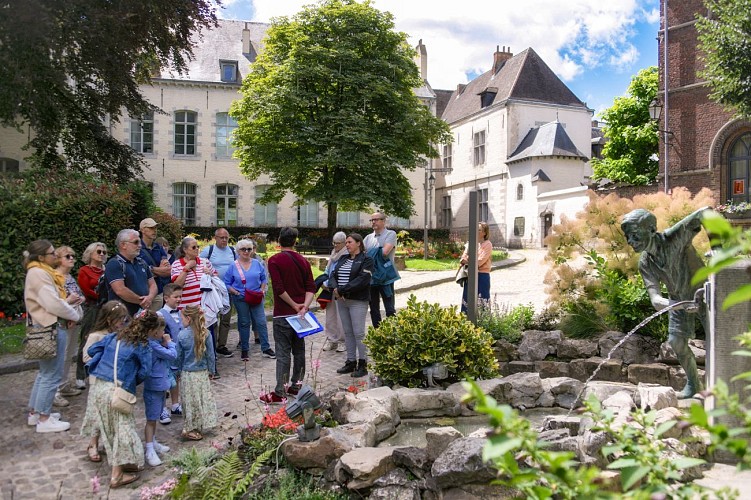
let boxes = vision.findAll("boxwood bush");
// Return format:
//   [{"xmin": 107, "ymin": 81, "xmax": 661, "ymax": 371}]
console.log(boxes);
[{"xmin": 365, "ymin": 295, "xmax": 498, "ymax": 387}]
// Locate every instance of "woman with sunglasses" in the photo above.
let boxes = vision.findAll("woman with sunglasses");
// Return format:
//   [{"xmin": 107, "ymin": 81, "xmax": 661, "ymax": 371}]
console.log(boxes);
[
  {"xmin": 54, "ymin": 246, "xmax": 86, "ymax": 405},
  {"xmin": 224, "ymin": 239, "xmax": 272, "ymax": 361},
  {"xmin": 321, "ymin": 232, "xmax": 348, "ymax": 353},
  {"xmin": 171, "ymin": 237, "xmax": 216, "ymax": 311},
  {"xmin": 24, "ymin": 240, "xmax": 83, "ymax": 433},
  {"xmin": 75, "ymin": 242, "xmax": 108, "ymax": 389}
]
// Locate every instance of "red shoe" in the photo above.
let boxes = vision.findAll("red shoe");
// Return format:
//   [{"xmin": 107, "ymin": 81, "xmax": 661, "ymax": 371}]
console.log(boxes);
[
  {"xmin": 259, "ymin": 392, "xmax": 285, "ymax": 404},
  {"xmin": 286, "ymin": 383, "xmax": 302, "ymax": 396}
]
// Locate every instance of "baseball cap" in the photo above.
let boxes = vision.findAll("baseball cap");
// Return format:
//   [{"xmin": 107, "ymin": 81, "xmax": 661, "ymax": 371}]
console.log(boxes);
[{"xmin": 139, "ymin": 218, "xmax": 158, "ymax": 229}]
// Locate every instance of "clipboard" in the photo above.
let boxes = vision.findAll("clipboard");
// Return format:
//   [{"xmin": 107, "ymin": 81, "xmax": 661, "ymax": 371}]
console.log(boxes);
[{"xmin": 285, "ymin": 312, "xmax": 324, "ymax": 338}]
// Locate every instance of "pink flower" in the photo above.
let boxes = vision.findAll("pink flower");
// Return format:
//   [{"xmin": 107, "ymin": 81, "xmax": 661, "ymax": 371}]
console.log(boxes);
[
  {"xmin": 91, "ymin": 475, "xmax": 100, "ymax": 494},
  {"xmin": 312, "ymin": 359, "xmax": 321, "ymax": 370},
  {"xmin": 211, "ymin": 441, "xmax": 223, "ymax": 451},
  {"xmin": 263, "ymin": 403, "xmax": 270, "ymax": 413}
]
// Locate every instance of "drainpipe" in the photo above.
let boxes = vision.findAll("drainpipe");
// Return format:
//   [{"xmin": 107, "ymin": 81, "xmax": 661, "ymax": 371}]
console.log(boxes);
[{"xmin": 663, "ymin": 0, "xmax": 669, "ymax": 194}]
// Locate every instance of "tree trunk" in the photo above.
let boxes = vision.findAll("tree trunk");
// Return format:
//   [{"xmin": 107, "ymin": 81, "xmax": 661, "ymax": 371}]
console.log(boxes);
[{"xmin": 326, "ymin": 201, "xmax": 338, "ymax": 238}]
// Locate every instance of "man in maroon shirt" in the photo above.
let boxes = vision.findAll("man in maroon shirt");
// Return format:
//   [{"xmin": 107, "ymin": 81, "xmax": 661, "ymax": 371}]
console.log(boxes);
[{"xmin": 261, "ymin": 227, "xmax": 315, "ymax": 403}]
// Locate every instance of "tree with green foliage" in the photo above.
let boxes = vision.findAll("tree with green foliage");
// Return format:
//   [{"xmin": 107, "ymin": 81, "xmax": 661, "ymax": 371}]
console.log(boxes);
[
  {"xmin": 591, "ymin": 66, "xmax": 659, "ymax": 185},
  {"xmin": 697, "ymin": 0, "xmax": 751, "ymax": 118},
  {"xmin": 230, "ymin": 0, "xmax": 452, "ymax": 234},
  {"xmin": 0, "ymin": 0, "xmax": 219, "ymax": 183}
]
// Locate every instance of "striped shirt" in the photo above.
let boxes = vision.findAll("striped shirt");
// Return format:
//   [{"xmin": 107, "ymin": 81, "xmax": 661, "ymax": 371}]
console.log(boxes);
[
  {"xmin": 336, "ymin": 258, "xmax": 354, "ymax": 288},
  {"xmin": 170, "ymin": 257, "xmax": 214, "ymax": 309}
]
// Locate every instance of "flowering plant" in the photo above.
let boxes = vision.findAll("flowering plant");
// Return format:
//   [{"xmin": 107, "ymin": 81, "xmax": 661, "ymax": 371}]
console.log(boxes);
[{"xmin": 715, "ymin": 200, "xmax": 751, "ymax": 214}]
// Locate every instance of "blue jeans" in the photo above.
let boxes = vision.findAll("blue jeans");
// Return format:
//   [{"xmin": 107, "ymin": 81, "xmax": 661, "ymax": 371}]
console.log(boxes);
[
  {"xmin": 233, "ymin": 296, "xmax": 270, "ymax": 351},
  {"xmin": 28, "ymin": 327, "xmax": 68, "ymax": 415},
  {"xmin": 369, "ymin": 284, "xmax": 396, "ymax": 328},
  {"xmin": 461, "ymin": 272, "xmax": 491, "ymax": 313}
]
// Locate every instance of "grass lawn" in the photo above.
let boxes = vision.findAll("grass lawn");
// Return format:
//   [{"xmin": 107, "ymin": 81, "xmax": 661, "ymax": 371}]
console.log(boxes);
[
  {"xmin": 0, "ymin": 323, "xmax": 25, "ymax": 355},
  {"xmin": 405, "ymin": 250, "xmax": 508, "ymax": 271}
]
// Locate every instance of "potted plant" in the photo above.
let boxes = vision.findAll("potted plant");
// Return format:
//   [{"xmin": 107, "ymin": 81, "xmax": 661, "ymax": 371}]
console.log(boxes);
[{"xmin": 715, "ymin": 200, "xmax": 751, "ymax": 219}]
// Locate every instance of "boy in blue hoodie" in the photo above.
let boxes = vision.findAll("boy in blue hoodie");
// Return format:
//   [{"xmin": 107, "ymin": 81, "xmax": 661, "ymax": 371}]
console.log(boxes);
[
  {"xmin": 156, "ymin": 284, "xmax": 183, "ymax": 425},
  {"xmin": 143, "ymin": 314, "xmax": 177, "ymax": 466}
]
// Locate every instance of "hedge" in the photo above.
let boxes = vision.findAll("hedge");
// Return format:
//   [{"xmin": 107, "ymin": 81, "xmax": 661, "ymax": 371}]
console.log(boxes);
[{"xmin": 182, "ymin": 226, "xmax": 451, "ymax": 243}]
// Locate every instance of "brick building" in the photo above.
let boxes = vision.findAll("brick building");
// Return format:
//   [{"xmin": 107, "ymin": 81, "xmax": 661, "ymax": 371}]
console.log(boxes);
[{"xmin": 658, "ymin": 0, "xmax": 751, "ymax": 205}]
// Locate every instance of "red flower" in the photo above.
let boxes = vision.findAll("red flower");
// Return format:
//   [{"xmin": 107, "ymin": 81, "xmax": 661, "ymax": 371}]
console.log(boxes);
[{"xmin": 0, "ymin": 312, "xmax": 5, "ymax": 319}]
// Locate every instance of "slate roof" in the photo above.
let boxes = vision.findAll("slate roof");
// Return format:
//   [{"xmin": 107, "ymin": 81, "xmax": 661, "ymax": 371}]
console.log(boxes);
[
  {"xmin": 440, "ymin": 48, "xmax": 586, "ymax": 124},
  {"xmin": 434, "ymin": 89, "xmax": 454, "ymax": 119},
  {"xmin": 156, "ymin": 19, "xmax": 268, "ymax": 83},
  {"xmin": 507, "ymin": 120, "xmax": 588, "ymax": 163}
]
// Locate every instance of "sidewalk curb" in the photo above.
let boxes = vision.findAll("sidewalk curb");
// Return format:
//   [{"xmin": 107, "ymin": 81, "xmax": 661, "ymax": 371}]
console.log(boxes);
[{"xmin": 0, "ymin": 254, "xmax": 528, "ymax": 376}]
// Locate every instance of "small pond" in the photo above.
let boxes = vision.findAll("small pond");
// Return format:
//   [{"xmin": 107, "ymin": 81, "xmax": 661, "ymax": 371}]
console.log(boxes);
[{"xmin": 378, "ymin": 407, "xmax": 571, "ymax": 448}]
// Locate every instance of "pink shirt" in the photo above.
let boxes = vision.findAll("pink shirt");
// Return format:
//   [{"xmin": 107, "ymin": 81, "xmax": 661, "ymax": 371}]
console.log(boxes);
[{"xmin": 170, "ymin": 257, "xmax": 215, "ymax": 309}]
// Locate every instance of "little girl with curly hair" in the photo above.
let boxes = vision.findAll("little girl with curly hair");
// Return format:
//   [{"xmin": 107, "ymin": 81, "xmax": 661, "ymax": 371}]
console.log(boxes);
[{"xmin": 175, "ymin": 305, "xmax": 218, "ymax": 441}]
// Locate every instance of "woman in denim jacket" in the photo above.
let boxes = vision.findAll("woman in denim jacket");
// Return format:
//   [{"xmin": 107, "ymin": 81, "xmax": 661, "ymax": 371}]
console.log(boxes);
[
  {"xmin": 176, "ymin": 305, "xmax": 218, "ymax": 441},
  {"xmin": 85, "ymin": 312, "xmax": 156, "ymax": 489}
]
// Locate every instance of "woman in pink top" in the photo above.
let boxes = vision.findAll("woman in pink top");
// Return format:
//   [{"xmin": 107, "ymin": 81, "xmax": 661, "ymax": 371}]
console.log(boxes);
[
  {"xmin": 460, "ymin": 222, "xmax": 493, "ymax": 312},
  {"xmin": 170, "ymin": 237, "xmax": 215, "ymax": 310}
]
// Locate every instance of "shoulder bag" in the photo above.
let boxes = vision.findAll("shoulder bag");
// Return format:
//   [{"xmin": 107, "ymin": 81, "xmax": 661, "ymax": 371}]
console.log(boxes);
[
  {"xmin": 23, "ymin": 313, "xmax": 58, "ymax": 360},
  {"xmin": 110, "ymin": 339, "xmax": 137, "ymax": 414},
  {"xmin": 235, "ymin": 261, "xmax": 264, "ymax": 306},
  {"xmin": 455, "ymin": 264, "xmax": 469, "ymax": 287}
]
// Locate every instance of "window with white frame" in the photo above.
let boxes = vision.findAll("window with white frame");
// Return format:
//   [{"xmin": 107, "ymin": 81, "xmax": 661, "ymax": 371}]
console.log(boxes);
[
  {"xmin": 174, "ymin": 110, "xmax": 197, "ymax": 155},
  {"xmin": 337, "ymin": 211, "xmax": 360, "ymax": 226},
  {"xmin": 478, "ymin": 188, "xmax": 489, "ymax": 221},
  {"xmin": 298, "ymin": 199, "xmax": 319, "ymax": 227},
  {"xmin": 441, "ymin": 195, "xmax": 452, "ymax": 228},
  {"xmin": 473, "ymin": 130, "xmax": 486, "ymax": 166},
  {"xmin": 220, "ymin": 61, "xmax": 238, "ymax": 83},
  {"xmin": 173, "ymin": 183, "xmax": 196, "ymax": 225},
  {"xmin": 389, "ymin": 216, "xmax": 409, "ymax": 228},
  {"xmin": 216, "ymin": 184, "xmax": 238, "ymax": 227},
  {"xmin": 130, "ymin": 111, "xmax": 154, "ymax": 154},
  {"xmin": 442, "ymin": 144, "xmax": 452, "ymax": 170},
  {"xmin": 215, "ymin": 112, "xmax": 238, "ymax": 158},
  {"xmin": 254, "ymin": 185, "xmax": 277, "ymax": 226},
  {"xmin": 516, "ymin": 183, "xmax": 524, "ymax": 200}
]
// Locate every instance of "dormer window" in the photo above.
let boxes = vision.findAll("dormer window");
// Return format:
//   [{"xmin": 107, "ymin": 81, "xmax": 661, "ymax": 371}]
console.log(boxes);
[
  {"xmin": 220, "ymin": 60, "xmax": 238, "ymax": 82},
  {"xmin": 480, "ymin": 86, "xmax": 497, "ymax": 108}
]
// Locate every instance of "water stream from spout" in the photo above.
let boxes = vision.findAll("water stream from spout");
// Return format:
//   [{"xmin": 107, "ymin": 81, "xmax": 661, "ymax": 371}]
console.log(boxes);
[{"xmin": 565, "ymin": 300, "xmax": 696, "ymax": 418}]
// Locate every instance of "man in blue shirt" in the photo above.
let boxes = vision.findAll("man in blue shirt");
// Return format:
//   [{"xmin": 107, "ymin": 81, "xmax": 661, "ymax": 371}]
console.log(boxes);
[
  {"xmin": 139, "ymin": 218, "xmax": 171, "ymax": 311},
  {"xmin": 200, "ymin": 228, "xmax": 237, "ymax": 357},
  {"xmin": 106, "ymin": 228, "xmax": 157, "ymax": 317}
]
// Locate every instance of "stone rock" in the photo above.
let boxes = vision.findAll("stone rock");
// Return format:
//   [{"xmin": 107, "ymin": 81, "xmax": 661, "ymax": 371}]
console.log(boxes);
[
  {"xmin": 598, "ymin": 331, "xmax": 661, "ymax": 365},
  {"xmin": 653, "ymin": 406, "xmax": 683, "ymax": 439},
  {"xmin": 557, "ymin": 338, "xmax": 599, "ymax": 360},
  {"xmin": 497, "ymin": 372, "xmax": 545, "ymax": 409},
  {"xmin": 369, "ymin": 485, "xmax": 420, "ymax": 500},
  {"xmin": 493, "ymin": 339, "xmax": 519, "ymax": 362},
  {"xmin": 425, "ymin": 426, "xmax": 463, "ymax": 461},
  {"xmin": 374, "ymin": 468, "xmax": 410, "ymax": 487},
  {"xmin": 395, "ymin": 387, "xmax": 461, "ymax": 417},
  {"xmin": 282, "ymin": 423, "xmax": 377, "ymax": 468},
  {"xmin": 498, "ymin": 362, "xmax": 510, "ymax": 376},
  {"xmin": 517, "ymin": 330, "xmax": 563, "ymax": 361},
  {"xmin": 659, "ymin": 339, "xmax": 706, "ymax": 366},
  {"xmin": 570, "ymin": 357, "xmax": 624, "ymax": 383},
  {"xmin": 627, "ymin": 363, "xmax": 670, "ymax": 386},
  {"xmin": 542, "ymin": 376, "xmax": 585, "ymax": 409},
  {"xmin": 602, "ymin": 390, "xmax": 635, "ymax": 411},
  {"xmin": 638, "ymin": 383, "xmax": 678, "ymax": 411},
  {"xmin": 661, "ymin": 439, "xmax": 705, "ymax": 480},
  {"xmin": 446, "ymin": 378, "xmax": 505, "ymax": 403},
  {"xmin": 583, "ymin": 381, "xmax": 638, "ymax": 405},
  {"xmin": 431, "ymin": 437, "xmax": 497, "ymax": 488},
  {"xmin": 339, "ymin": 446, "xmax": 400, "ymax": 490},
  {"xmin": 392, "ymin": 447, "xmax": 431, "ymax": 479},
  {"xmin": 541, "ymin": 415, "xmax": 582, "ymax": 435},
  {"xmin": 535, "ymin": 360, "xmax": 570, "ymax": 378},
  {"xmin": 441, "ymin": 483, "xmax": 518, "ymax": 499},
  {"xmin": 331, "ymin": 387, "xmax": 400, "ymax": 442},
  {"xmin": 577, "ymin": 430, "xmax": 611, "ymax": 467},
  {"xmin": 506, "ymin": 361, "xmax": 536, "ymax": 374},
  {"xmin": 329, "ymin": 390, "xmax": 359, "ymax": 423},
  {"xmin": 538, "ymin": 428, "xmax": 579, "ymax": 453},
  {"xmin": 668, "ymin": 366, "xmax": 687, "ymax": 390}
]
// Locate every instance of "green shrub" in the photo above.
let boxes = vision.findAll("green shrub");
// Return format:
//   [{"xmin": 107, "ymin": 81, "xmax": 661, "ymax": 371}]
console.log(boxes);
[
  {"xmin": 151, "ymin": 211, "xmax": 184, "ymax": 247},
  {"xmin": 0, "ymin": 169, "xmax": 133, "ymax": 317},
  {"xmin": 127, "ymin": 180, "xmax": 159, "ymax": 228},
  {"xmin": 558, "ymin": 298, "xmax": 609, "ymax": 339},
  {"xmin": 365, "ymin": 295, "xmax": 498, "ymax": 387},
  {"xmin": 248, "ymin": 470, "xmax": 347, "ymax": 500},
  {"xmin": 476, "ymin": 301, "xmax": 535, "ymax": 343}
]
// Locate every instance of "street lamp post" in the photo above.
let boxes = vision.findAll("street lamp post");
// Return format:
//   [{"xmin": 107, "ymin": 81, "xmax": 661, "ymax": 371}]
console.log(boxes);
[{"xmin": 423, "ymin": 164, "xmax": 451, "ymax": 259}]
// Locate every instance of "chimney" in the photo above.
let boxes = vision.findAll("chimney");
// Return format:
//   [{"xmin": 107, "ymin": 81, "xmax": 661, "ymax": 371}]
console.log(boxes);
[
  {"xmin": 456, "ymin": 83, "xmax": 466, "ymax": 94},
  {"xmin": 414, "ymin": 39, "xmax": 428, "ymax": 81},
  {"xmin": 242, "ymin": 22, "xmax": 251, "ymax": 54},
  {"xmin": 592, "ymin": 119, "xmax": 599, "ymax": 127},
  {"xmin": 493, "ymin": 45, "xmax": 513, "ymax": 73}
]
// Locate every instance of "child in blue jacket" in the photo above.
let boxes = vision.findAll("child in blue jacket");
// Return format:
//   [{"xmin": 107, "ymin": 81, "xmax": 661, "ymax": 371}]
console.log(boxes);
[{"xmin": 143, "ymin": 314, "xmax": 176, "ymax": 466}]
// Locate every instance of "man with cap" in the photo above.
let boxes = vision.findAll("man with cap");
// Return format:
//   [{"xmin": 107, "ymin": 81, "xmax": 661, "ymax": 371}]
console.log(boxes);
[{"xmin": 139, "ymin": 217, "xmax": 171, "ymax": 311}]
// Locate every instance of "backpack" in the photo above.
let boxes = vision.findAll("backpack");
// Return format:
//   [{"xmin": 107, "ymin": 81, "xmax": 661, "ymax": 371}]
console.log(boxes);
[
  {"xmin": 207, "ymin": 244, "xmax": 236, "ymax": 260},
  {"xmin": 95, "ymin": 255, "xmax": 128, "ymax": 307}
]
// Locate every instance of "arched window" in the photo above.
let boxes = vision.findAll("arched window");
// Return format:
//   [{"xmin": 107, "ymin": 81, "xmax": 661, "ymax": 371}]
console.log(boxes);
[
  {"xmin": 173, "ymin": 182, "xmax": 196, "ymax": 225},
  {"xmin": 216, "ymin": 184, "xmax": 238, "ymax": 226},
  {"xmin": 516, "ymin": 183, "xmax": 524, "ymax": 201},
  {"xmin": 728, "ymin": 133, "xmax": 751, "ymax": 204}
]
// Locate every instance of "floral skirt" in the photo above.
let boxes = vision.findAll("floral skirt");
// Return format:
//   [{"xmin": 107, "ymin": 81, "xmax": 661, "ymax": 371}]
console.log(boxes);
[
  {"xmin": 79, "ymin": 377, "xmax": 143, "ymax": 467},
  {"xmin": 180, "ymin": 370, "xmax": 218, "ymax": 433}
]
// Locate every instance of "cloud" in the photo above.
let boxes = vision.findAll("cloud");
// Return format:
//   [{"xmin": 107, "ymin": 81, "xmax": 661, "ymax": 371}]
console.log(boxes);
[{"xmin": 218, "ymin": 0, "xmax": 655, "ymax": 107}]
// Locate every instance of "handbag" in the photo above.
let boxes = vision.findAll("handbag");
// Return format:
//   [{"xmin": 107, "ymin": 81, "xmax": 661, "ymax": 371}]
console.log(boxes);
[
  {"xmin": 235, "ymin": 261, "xmax": 264, "ymax": 306},
  {"xmin": 23, "ymin": 314, "xmax": 58, "ymax": 360},
  {"xmin": 455, "ymin": 264, "xmax": 469, "ymax": 286},
  {"xmin": 110, "ymin": 340, "xmax": 137, "ymax": 415}
]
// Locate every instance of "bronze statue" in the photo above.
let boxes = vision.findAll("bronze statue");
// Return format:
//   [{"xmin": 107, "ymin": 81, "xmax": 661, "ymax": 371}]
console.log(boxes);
[{"xmin": 621, "ymin": 207, "xmax": 708, "ymax": 399}]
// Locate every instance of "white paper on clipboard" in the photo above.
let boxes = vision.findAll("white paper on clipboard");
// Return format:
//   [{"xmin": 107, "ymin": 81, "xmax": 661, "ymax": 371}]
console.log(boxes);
[{"xmin": 285, "ymin": 312, "xmax": 324, "ymax": 338}]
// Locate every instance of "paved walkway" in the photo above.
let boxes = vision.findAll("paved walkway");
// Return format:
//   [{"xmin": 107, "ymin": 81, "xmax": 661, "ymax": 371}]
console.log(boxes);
[{"xmin": 0, "ymin": 249, "xmax": 748, "ymax": 498}]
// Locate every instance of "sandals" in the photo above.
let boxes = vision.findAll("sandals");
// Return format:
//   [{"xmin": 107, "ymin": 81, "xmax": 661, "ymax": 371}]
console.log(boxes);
[
  {"xmin": 87, "ymin": 445, "xmax": 102, "ymax": 463},
  {"xmin": 181, "ymin": 429, "xmax": 203, "ymax": 441},
  {"xmin": 121, "ymin": 463, "xmax": 144, "ymax": 473},
  {"xmin": 110, "ymin": 472, "xmax": 139, "ymax": 489}
]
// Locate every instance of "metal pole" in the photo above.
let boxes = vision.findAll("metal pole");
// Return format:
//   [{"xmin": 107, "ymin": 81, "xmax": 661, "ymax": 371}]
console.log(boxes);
[
  {"xmin": 467, "ymin": 191, "xmax": 479, "ymax": 323},
  {"xmin": 423, "ymin": 166, "xmax": 429, "ymax": 259},
  {"xmin": 663, "ymin": 0, "xmax": 669, "ymax": 194}
]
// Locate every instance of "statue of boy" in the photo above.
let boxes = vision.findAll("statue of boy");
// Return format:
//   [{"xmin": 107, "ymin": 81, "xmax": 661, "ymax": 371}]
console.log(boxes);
[{"xmin": 621, "ymin": 207, "xmax": 708, "ymax": 399}]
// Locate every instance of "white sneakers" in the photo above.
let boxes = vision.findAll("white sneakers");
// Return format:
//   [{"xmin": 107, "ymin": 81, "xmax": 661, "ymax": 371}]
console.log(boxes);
[
  {"xmin": 75, "ymin": 379, "xmax": 87, "ymax": 390},
  {"xmin": 145, "ymin": 448, "xmax": 162, "ymax": 467},
  {"xmin": 36, "ymin": 414, "xmax": 71, "ymax": 433},
  {"xmin": 28, "ymin": 412, "xmax": 60, "ymax": 426},
  {"xmin": 53, "ymin": 393, "xmax": 70, "ymax": 407},
  {"xmin": 336, "ymin": 343, "xmax": 346, "ymax": 352},
  {"xmin": 322, "ymin": 340, "xmax": 337, "ymax": 351},
  {"xmin": 153, "ymin": 440, "xmax": 170, "ymax": 454}
]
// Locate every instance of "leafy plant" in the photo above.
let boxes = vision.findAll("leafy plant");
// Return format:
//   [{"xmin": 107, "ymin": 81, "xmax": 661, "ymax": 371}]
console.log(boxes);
[
  {"xmin": 558, "ymin": 298, "xmax": 609, "ymax": 339},
  {"xmin": 247, "ymin": 469, "xmax": 348, "ymax": 500},
  {"xmin": 174, "ymin": 449, "xmax": 274, "ymax": 500},
  {"xmin": 365, "ymin": 295, "xmax": 498, "ymax": 387},
  {"xmin": 168, "ymin": 446, "xmax": 219, "ymax": 476},
  {"xmin": 476, "ymin": 300, "xmax": 535, "ymax": 343}
]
